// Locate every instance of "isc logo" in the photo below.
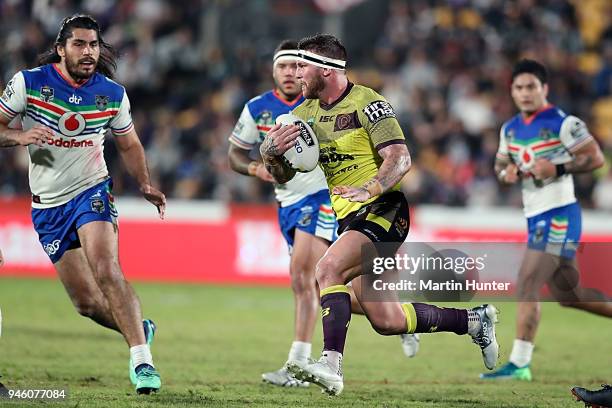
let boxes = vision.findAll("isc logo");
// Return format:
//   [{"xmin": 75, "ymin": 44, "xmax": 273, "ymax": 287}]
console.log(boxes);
[
  {"xmin": 69, "ymin": 94, "xmax": 82, "ymax": 104},
  {"xmin": 295, "ymin": 139, "xmax": 303, "ymax": 153}
]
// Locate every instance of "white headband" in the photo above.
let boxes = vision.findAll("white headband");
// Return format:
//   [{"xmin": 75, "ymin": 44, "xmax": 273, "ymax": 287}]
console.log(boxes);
[
  {"xmin": 297, "ymin": 50, "xmax": 346, "ymax": 70},
  {"xmin": 273, "ymin": 49, "xmax": 299, "ymax": 66}
]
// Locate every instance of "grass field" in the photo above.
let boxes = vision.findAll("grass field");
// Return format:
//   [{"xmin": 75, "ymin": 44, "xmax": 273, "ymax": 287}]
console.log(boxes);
[{"xmin": 0, "ymin": 277, "xmax": 609, "ymax": 407}]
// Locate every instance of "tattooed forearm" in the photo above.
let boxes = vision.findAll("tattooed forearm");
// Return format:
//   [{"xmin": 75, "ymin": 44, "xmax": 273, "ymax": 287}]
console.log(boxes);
[
  {"xmin": 260, "ymin": 136, "xmax": 279, "ymax": 159},
  {"xmin": 263, "ymin": 156, "xmax": 296, "ymax": 184},
  {"xmin": 563, "ymin": 140, "xmax": 604, "ymax": 174},
  {"xmin": 564, "ymin": 154, "xmax": 593, "ymax": 173},
  {"xmin": 0, "ymin": 128, "xmax": 19, "ymax": 147},
  {"xmin": 259, "ymin": 127, "xmax": 298, "ymax": 183},
  {"xmin": 375, "ymin": 143, "xmax": 411, "ymax": 192}
]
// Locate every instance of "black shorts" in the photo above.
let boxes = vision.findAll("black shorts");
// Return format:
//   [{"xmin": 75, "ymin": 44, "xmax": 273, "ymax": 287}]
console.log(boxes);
[{"xmin": 337, "ymin": 191, "xmax": 409, "ymax": 245}]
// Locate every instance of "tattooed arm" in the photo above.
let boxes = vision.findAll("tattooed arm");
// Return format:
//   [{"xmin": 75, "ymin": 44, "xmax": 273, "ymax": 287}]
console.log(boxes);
[
  {"xmin": 0, "ymin": 118, "xmax": 50, "ymax": 147},
  {"xmin": 333, "ymin": 143, "xmax": 411, "ymax": 203},
  {"xmin": 259, "ymin": 123, "xmax": 298, "ymax": 184},
  {"xmin": 374, "ymin": 143, "xmax": 412, "ymax": 190},
  {"xmin": 563, "ymin": 139, "xmax": 604, "ymax": 173},
  {"xmin": 531, "ymin": 139, "xmax": 604, "ymax": 180},
  {"xmin": 261, "ymin": 155, "xmax": 297, "ymax": 185}
]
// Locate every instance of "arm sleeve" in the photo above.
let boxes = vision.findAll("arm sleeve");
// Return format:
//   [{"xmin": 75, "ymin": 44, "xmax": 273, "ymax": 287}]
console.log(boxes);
[
  {"xmin": 109, "ymin": 90, "xmax": 134, "ymax": 136},
  {"xmin": 358, "ymin": 92, "xmax": 405, "ymax": 151},
  {"xmin": 0, "ymin": 72, "xmax": 27, "ymax": 121},
  {"xmin": 559, "ymin": 115, "xmax": 594, "ymax": 152},
  {"xmin": 228, "ymin": 104, "xmax": 259, "ymax": 149},
  {"xmin": 496, "ymin": 124, "xmax": 510, "ymax": 160}
]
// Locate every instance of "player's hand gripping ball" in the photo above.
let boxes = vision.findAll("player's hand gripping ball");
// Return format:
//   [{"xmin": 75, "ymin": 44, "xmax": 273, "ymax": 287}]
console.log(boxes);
[{"xmin": 275, "ymin": 114, "xmax": 319, "ymax": 172}]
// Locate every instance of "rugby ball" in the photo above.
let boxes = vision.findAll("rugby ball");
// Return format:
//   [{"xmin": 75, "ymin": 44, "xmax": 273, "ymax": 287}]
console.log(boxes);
[{"xmin": 275, "ymin": 113, "xmax": 320, "ymax": 172}]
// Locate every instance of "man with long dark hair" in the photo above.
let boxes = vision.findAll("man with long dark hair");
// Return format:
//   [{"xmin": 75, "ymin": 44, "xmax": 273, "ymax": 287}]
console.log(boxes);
[{"xmin": 0, "ymin": 15, "xmax": 164, "ymax": 394}]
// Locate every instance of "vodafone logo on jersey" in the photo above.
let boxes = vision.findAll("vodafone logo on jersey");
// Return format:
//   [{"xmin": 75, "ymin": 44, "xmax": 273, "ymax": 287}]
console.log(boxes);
[
  {"xmin": 45, "ymin": 137, "xmax": 93, "ymax": 148},
  {"xmin": 58, "ymin": 112, "xmax": 86, "ymax": 137}
]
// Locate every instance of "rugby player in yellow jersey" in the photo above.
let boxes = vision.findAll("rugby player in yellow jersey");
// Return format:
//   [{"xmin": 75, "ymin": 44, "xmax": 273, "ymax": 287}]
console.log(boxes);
[
  {"xmin": 229, "ymin": 40, "xmax": 420, "ymax": 387},
  {"xmin": 260, "ymin": 34, "xmax": 500, "ymax": 396}
]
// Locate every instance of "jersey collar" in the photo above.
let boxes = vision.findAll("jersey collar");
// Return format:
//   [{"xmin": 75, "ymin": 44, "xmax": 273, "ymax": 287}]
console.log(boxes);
[
  {"xmin": 521, "ymin": 103, "xmax": 553, "ymax": 125},
  {"xmin": 272, "ymin": 89, "xmax": 303, "ymax": 107},
  {"xmin": 319, "ymin": 82, "xmax": 353, "ymax": 111},
  {"xmin": 52, "ymin": 63, "xmax": 93, "ymax": 88}
]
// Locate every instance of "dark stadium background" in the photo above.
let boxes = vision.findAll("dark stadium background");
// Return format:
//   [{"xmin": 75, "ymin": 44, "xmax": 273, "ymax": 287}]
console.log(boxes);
[{"xmin": 1, "ymin": 0, "xmax": 611, "ymax": 207}]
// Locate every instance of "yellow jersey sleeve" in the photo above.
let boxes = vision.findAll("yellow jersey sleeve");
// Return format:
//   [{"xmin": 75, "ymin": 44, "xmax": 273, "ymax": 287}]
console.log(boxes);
[{"xmin": 358, "ymin": 89, "xmax": 406, "ymax": 150}]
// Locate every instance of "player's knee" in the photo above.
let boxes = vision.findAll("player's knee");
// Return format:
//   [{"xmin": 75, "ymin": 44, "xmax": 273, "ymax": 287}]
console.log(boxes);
[
  {"xmin": 559, "ymin": 299, "xmax": 578, "ymax": 308},
  {"xmin": 517, "ymin": 279, "xmax": 540, "ymax": 300},
  {"xmin": 315, "ymin": 255, "xmax": 342, "ymax": 285},
  {"xmin": 518, "ymin": 275, "xmax": 537, "ymax": 291},
  {"xmin": 73, "ymin": 299, "xmax": 99, "ymax": 318},
  {"xmin": 92, "ymin": 259, "xmax": 123, "ymax": 288},
  {"xmin": 369, "ymin": 318, "xmax": 399, "ymax": 336},
  {"xmin": 290, "ymin": 266, "xmax": 316, "ymax": 295}
]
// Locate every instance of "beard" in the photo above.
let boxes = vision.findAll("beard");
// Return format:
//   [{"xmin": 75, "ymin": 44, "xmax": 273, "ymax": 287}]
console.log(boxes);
[
  {"xmin": 65, "ymin": 55, "xmax": 98, "ymax": 81},
  {"xmin": 302, "ymin": 73, "xmax": 325, "ymax": 99}
]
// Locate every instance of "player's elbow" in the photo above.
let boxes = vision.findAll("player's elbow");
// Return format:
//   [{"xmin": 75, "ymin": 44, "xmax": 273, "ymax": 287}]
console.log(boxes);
[
  {"xmin": 227, "ymin": 145, "xmax": 244, "ymax": 173},
  {"xmin": 371, "ymin": 321, "xmax": 397, "ymax": 336},
  {"xmin": 398, "ymin": 151, "xmax": 411, "ymax": 176},
  {"xmin": 592, "ymin": 149, "xmax": 605, "ymax": 170},
  {"xmin": 404, "ymin": 154, "xmax": 412, "ymax": 174},
  {"xmin": 227, "ymin": 152, "xmax": 240, "ymax": 173},
  {"xmin": 388, "ymin": 144, "xmax": 411, "ymax": 176}
]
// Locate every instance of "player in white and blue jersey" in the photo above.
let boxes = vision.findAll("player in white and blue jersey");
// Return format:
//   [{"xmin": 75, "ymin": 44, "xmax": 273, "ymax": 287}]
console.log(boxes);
[
  {"xmin": 229, "ymin": 40, "xmax": 420, "ymax": 387},
  {"xmin": 482, "ymin": 59, "xmax": 612, "ymax": 381},
  {"xmin": 0, "ymin": 15, "xmax": 163, "ymax": 394},
  {"xmin": 229, "ymin": 40, "xmax": 338, "ymax": 387}
]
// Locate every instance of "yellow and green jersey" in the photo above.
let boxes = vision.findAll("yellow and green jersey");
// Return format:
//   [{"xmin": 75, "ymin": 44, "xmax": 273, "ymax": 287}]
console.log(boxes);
[{"xmin": 292, "ymin": 83, "xmax": 406, "ymax": 219}]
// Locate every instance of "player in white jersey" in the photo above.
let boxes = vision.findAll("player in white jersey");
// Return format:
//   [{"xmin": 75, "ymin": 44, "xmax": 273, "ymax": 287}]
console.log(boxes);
[
  {"xmin": 482, "ymin": 59, "xmax": 612, "ymax": 381},
  {"xmin": 0, "ymin": 15, "xmax": 163, "ymax": 394},
  {"xmin": 228, "ymin": 40, "xmax": 420, "ymax": 387}
]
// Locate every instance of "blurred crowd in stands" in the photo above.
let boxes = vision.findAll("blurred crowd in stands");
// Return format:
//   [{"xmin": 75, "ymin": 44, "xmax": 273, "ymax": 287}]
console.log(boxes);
[{"xmin": 1, "ymin": 0, "xmax": 612, "ymax": 210}]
